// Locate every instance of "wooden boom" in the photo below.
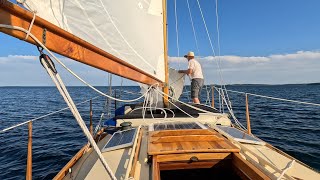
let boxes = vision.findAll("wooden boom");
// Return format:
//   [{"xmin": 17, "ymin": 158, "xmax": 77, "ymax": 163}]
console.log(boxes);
[{"xmin": 0, "ymin": 0, "xmax": 163, "ymax": 86}]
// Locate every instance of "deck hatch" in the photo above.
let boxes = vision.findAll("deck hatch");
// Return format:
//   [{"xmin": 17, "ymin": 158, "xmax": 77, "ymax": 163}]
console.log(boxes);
[
  {"xmin": 102, "ymin": 128, "xmax": 138, "ymax": 152},
  {"xmin": 150, "ymin": 122, "xmax": 206, "ymax": 131},
  {"xmin": 215, "ymin": 126, "xmax": 265, "ymax": 145}
]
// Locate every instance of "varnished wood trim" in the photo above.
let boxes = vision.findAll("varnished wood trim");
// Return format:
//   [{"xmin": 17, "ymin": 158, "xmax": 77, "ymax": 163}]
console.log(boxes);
[
  {"xmin": 232, "ymin": 153, "xmax": 270, "ymax": 180},
  {"xmin": 150, "ymin": 135, "xmax": 223, "ymax": 143},
  {"xmin": 149, "ymin": 148, "xmax": 240, "ymax": 156},
  {"xmin": 0, "ymin": 0, "xmax": 163, "ymax": 85},
  {"xmin": 162, "ymin": 0, "xmax": 169, "ymax": 107},
  {"xmin": 129, "ymin": 129, "xmax": 143, "ymax": 178},
  {"xmin": 152, "ymin": 156, "xmax": 160, "ymax": 180},
  {"xmin": 53, "ymin": 144, "xmax": 89, "ymax": 180},
  {"xmin": 53, "ymin": 128, "xmax": 105, "ymax": 179},
  {"xmin": 157, "ymin": 153, "xmax": 231, "ymax": 162},
  {"xmin": 159, "ymin": 160, "xmax": 224, "ymax": 171}
]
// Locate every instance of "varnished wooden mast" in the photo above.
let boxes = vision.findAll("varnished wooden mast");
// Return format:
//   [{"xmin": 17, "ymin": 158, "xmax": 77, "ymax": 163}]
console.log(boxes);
[
  {"xmin": 0, "ymin": 0, "xmax": 163, "ymax": 86},
  {"xmin": 162, "ymin": 0, "xmax": 169, "ymax": 107}
]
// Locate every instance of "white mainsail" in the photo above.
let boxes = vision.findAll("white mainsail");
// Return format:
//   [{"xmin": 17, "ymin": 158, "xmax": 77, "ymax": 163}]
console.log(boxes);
[
  {"xmin": 19, "ymin": 0, "xmax": 165, "ymax": 82},
  {"xmin": 140, "ymin": 68, "xmax": 185, "ymax": 107}
]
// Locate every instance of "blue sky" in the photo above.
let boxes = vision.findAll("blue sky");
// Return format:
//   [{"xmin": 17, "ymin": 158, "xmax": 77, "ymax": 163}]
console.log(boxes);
[{"xmin": 1, "ymin": 0, "xmax": 320, "ymax": 86}]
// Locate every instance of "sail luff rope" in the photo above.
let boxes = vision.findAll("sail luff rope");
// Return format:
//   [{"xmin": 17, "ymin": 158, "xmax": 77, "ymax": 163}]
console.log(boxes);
[
  {"xmin": 1, "ymin": 95, "xmax": 102, "ymax": 133},
  {"xmin": 40, "ymin": 56, "xmax": 117, "ymax": 180},
  {"xmin": 0, "ymin": 24, "xmax": 158, "ymax": 103}
]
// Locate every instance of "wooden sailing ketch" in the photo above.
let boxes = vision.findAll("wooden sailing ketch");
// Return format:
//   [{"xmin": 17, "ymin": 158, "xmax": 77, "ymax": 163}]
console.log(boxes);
[{"xmin": 0, "ymin": 0, "xmax": 319, "ymax": 179}]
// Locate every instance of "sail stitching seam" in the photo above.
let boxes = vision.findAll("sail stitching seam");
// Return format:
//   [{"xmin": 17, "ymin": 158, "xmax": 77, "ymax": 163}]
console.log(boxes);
[
  {"xmin": 97, "ymin": 0, "xmax": 157, "ymax": 73},
  {"xmin": 72, "ymin": 0, "xmax": 126, "ymax": 61}
]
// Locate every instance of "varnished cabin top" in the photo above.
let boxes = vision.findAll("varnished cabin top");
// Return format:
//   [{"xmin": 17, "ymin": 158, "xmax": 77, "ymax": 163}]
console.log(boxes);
[{"xmin": 148, "ymin": 129, "xmax": 240, "ymax": 155}]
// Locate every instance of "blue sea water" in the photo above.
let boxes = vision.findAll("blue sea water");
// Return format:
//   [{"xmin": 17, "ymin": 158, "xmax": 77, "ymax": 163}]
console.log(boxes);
[{"xmin": 0, "ymin": 85, "xmax": 319, "ymax": 179}]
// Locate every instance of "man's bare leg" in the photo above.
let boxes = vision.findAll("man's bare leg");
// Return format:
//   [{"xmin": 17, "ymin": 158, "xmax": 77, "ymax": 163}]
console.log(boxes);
[{"xmin": 193, "ymin": 98, "xmax": 200, "ymax": 104}]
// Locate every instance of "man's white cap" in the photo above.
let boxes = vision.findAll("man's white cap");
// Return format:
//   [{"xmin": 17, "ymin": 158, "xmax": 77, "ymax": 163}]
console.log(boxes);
[{"xmin": 184, "ymin": 51, "xmax": 195, "ymax": 58}]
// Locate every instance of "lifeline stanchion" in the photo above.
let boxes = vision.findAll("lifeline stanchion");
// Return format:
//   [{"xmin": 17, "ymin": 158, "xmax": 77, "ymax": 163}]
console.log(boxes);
[{"xmin": 26, "ymin": 121, "xmax": 32, "ymax": 180}]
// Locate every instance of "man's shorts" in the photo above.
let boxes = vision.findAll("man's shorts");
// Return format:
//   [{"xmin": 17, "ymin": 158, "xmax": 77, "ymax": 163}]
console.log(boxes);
[{"xmin": 191, "ymin": 78, "xmax": 204, "ymax": 99}]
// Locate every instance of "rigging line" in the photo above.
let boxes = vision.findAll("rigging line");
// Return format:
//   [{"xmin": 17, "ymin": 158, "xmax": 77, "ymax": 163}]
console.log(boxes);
[
  {"xmin": 214, "ymin": 87, "xmax": 246, "ymax": 130},
  {"xmin": 227, "ymin": 89, "xmax": 320, "ymax": 107},
  {"xmin": 156, "ymin": 89, "xmax": 225, "ymax": 126},
  {"xmin": 103, "ymin": 73, "xmax": 110, "ymax": 114},
  {"xmin": 120, "ymin": 77, "xmax": 123, "ymax": 100},
  {"xmin": 155, "ymin": 88, "xmax": 223, "ymax": 117},
  {"xmin": 107, "ymin": 73, "xmax": 113, "ymax": 117},
  {"xmin": 24, "ymin": 11, "xmax": 36, "ymax": 40},
  {"xmin": 186, "ymin": 0, "xmax": 200, "ymax": 56},
  {"xmin": 196, "ymin": 0, "xmax": 234, "ymax": 116},
  {"xmin": 174, "ymin": 0, "xmax": 181, "ymax": 69},
  {"xmin": 196, "ymin": 0, "xmax": 216, "ymax": 57},
  {"xmin": 1, "ymin": 95, "xmax": 102, "ymax": 133},
  {"xmin": 214, "ymin": 0, "xmax": 232, "ymax": 109},
  {"xmin": 41, "ymin": 57, "xmax": 116, "ymax": 180},
  {"xmin": 0, "ymin": 24, "xmax": 159, "ymax": 103},
  {"xmin": 98, "ymin": 0, "xmax": 157, "ymax": 72},
  {"xmin": 196, "ymin": 0, "xmax": 223, "ymax": 87}
]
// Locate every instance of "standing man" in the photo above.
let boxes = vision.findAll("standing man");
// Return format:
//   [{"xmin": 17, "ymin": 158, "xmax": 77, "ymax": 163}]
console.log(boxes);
[{"xmin": 178, "ymin": 51, "xmax": 204, "ymax": 104}]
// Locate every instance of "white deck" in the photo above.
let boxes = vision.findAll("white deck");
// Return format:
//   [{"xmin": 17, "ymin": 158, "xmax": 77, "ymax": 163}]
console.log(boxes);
[
  {"xmin": 61, "ymin": 114, "xmax": 319, "ymax": 180},
  {"xmin": 213, "ymin": 126, "xmax": 320, "ymax": 180},
  {"xmin": 62, "ymin": 134, "xmax": 133, "ymax": 180},
  {"xmin": 241, "ymin": 144, "xmax": 320, "ymax": 180}
]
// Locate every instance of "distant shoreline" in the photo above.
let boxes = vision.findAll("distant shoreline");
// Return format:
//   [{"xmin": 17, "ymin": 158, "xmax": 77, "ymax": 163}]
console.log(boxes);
[{"xmin": 1, "ymin": 83, "xmax": 320, "ymax": 87}]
